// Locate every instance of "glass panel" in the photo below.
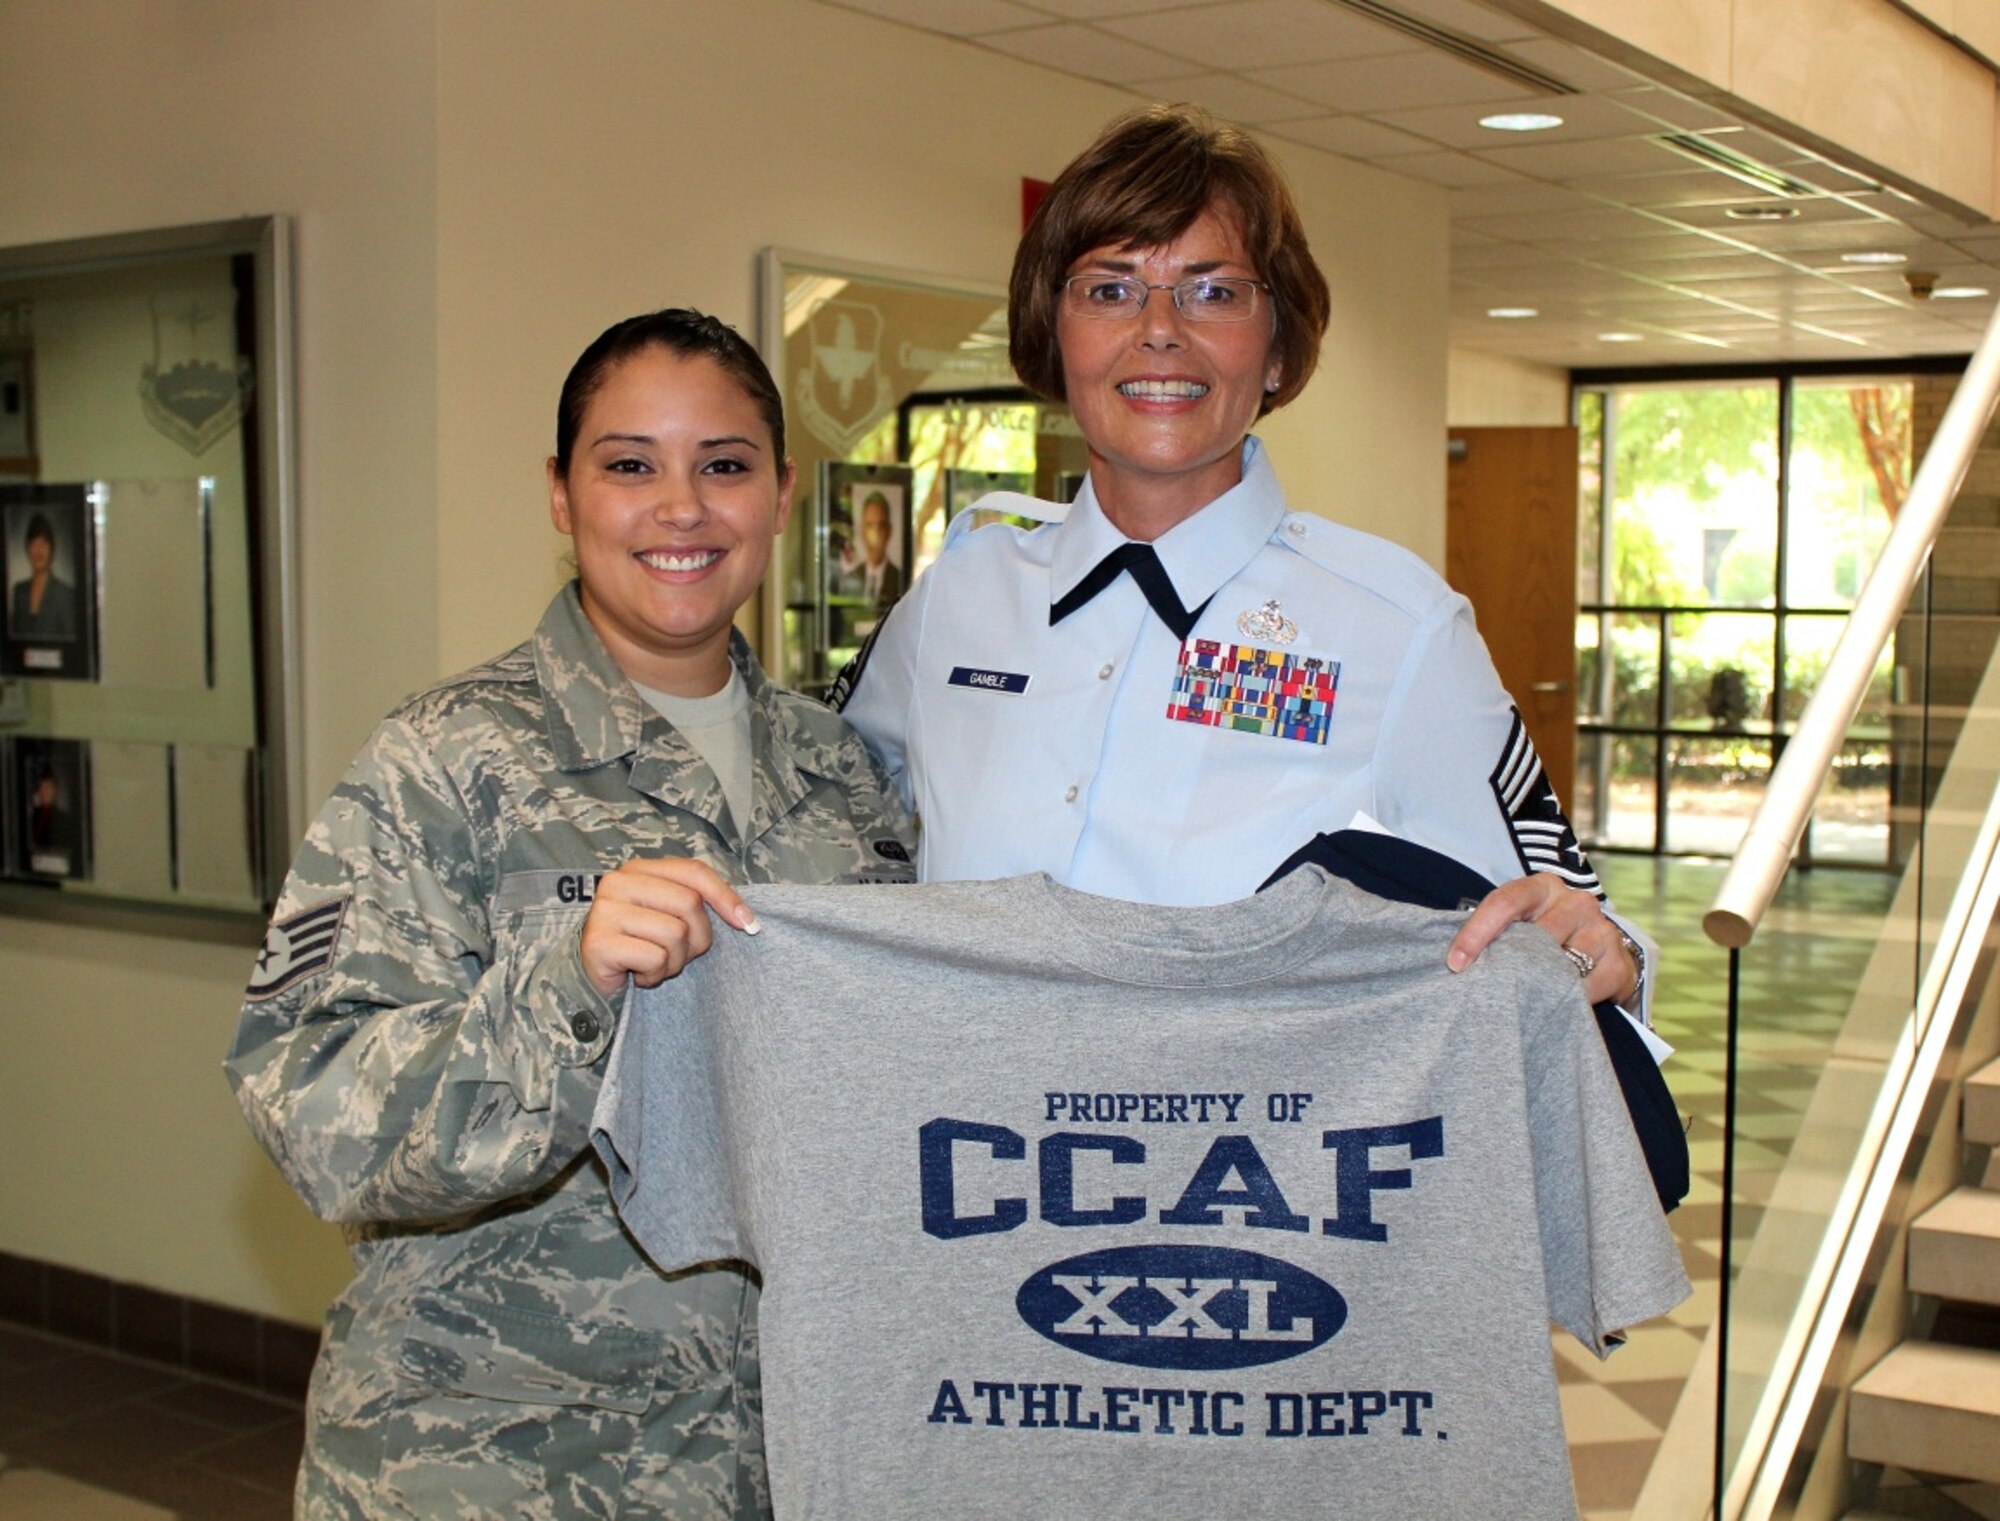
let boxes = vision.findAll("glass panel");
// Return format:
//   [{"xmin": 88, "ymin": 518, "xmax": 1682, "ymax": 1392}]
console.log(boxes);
[
  {"xmin": 1785, "ymin": 379, "xmax": 1907, "ymax": 610},
  {"xmin": 1781, "ymin": 609, "xmax": 1892, "ymax": 727},
  {"xmin": 1576, "ymin": 728, "xmax": 1656, "ymax": 848},
  {"xmin": 1803, "ymin": 738, "xmax": 1890, "ymax": 866},
  {"xmin": 0, "ymin": 220, "xmax": 292, "ymax": 919},
  {"xmin": 1662, "ymin": 733, "xmax": 1766, "ymax": 857},
  {"xmin": 1608, "ymin": 610, "xmax": 1661, "ymax": 727},
  {"xmin": 1668, "ymin": 610, "xmax": 1773, "ymax": 732},
  {"xmin": 1576, "ymin": 389, "xmax": 1604, "ymax": 607},
  {"xmin": 758, "ymin": 250, "xmax": 1077, "ymax": 697},
  {"xmin": 1609, "ymin": 382, "xmax": 1779, "ymax": 610}
]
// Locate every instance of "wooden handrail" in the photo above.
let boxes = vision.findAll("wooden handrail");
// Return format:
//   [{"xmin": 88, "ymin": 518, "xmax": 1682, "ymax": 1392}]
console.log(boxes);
[{"xmin": 1705, "ymin": 303, "xmax": 2000, "ymax": 948}]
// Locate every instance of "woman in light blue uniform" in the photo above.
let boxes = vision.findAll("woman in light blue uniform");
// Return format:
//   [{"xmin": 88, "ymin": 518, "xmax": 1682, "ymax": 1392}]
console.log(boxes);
[{"xmin": 836, "ymin": 104, "xmax": 1649, "ymax": 1016}]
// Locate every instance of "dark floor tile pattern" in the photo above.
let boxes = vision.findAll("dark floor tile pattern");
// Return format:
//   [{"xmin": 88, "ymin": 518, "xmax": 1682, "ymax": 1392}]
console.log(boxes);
[{"xmin": 0, "ymin": 1322, "xmax": 297, "ymax": 1519}]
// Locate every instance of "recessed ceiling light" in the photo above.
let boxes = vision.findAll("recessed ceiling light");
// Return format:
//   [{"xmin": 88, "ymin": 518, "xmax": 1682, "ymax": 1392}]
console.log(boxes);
[
  {"xmin": 1842, "ymin": 251, "xmax": 1908, "ymax": 265},
  {"xmin": 1486, "ymin": 307, "xmax": 1539, "ymax": 319},
  {"xmin": 1725, "ymin": 205, "xmax": 1800, "ymax": 221},
  {"xmin": 1935, "ymin": 286, "xmax": 1990, "ymax": 299},
  {"xmin": 1479, "ymin": 112, "xmax": 1563, "ymax": 132},
  {"xmin": 1598, "ymin": 332, "xmax": 1643, "ymax": 343}
]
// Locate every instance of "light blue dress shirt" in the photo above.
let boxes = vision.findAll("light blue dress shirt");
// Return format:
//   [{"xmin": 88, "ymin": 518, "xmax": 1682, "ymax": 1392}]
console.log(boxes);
[{"xmin": 838, "ymin": 437, "xmax": 1646, "ymax": 1009}]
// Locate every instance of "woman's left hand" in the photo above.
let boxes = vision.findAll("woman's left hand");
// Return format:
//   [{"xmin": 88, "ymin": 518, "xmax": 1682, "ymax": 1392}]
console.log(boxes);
[{"xmin": 1446, "ymin": 874, "xmax": 1639, "ymax": 1008}]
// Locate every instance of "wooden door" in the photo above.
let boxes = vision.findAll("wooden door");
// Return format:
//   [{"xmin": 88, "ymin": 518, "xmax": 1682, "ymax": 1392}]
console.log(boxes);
[{"xmin": 1445, "ymin": 426, "xmax": 1581, "ymax": 802}]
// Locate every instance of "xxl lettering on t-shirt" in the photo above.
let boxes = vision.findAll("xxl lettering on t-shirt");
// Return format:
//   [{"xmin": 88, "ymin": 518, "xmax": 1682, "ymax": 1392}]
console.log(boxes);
[{"xmin": 918, "ymin": 1112, "xmax": 1444, "ymax": 1372}]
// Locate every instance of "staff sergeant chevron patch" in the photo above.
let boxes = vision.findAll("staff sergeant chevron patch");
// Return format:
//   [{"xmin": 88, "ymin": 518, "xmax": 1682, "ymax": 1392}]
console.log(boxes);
[
  {"xmin": 1489, "ymin": 708, "xmax": 1602, "ymax": 896},
  {"xmin": 244, "ymin": 895, "xmax": 349, "ymax": 1001}
]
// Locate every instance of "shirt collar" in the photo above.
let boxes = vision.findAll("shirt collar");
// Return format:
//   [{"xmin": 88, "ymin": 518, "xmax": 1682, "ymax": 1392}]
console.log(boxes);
[
  {"xmin": 1048, "ymin": 436, "xmax": 1287, "ymax": 614},
  {"xmin": 534, "ymin": 582, "xmax": 786, "ymax": 774}
]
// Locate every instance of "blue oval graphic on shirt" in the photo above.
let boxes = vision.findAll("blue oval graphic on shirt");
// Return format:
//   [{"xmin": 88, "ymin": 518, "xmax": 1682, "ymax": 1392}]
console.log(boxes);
[{"xmin": 1016, "ymin": 1244, "xmax": 1344, "ymax": 1370}]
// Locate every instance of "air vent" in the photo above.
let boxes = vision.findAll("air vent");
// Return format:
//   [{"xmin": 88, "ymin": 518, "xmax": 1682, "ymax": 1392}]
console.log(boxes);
[
  {"xmin": 1328, "ymin": 0, "xmax": 1576, "ymax": 95},
  {"xmin": 1653, "ymin": 132, "xmax": 1820, "ymax": 198}
]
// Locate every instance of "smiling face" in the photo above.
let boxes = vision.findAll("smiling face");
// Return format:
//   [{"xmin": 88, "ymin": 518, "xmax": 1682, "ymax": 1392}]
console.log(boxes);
[
  {"xmin": 548, "ymin": 345, "xmax": 795, "ymax": 696},
  {"xmin": 1056, "ymin": 204, "xmax": 1280, "ymax": 539},
  {"xmin": 24, "ymin": 529, "xmax": 52, "ymax": 577}
]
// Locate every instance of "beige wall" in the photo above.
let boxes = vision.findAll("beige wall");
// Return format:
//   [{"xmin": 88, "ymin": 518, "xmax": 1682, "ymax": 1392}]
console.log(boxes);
[
  {"xmin": 1492, "ymin": 0, "xmax": 2000, "ymax": 219},
  {"xmin": 0, "ymin": 0, "xmax": 1448, "ymax": 1325},
  {"xmin": 1447, "ymin": 348, "xmax": 1573, "ymax": 427},
  {"xmin": 0, "ymin": 0, "xmax": 437, "ymax": 1322},
  {"xmin": 431, "ymin": 0, "xmax": 1450, "ymax": 672}
]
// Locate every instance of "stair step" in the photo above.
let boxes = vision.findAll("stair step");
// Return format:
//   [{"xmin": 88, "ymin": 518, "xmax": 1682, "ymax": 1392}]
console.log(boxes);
[
  {"xmin": 1850, "ymin": 1344, "xmax": 2000, "ymax": 1484},
  {"xmin": 1911, "ymin": 1188, "xmax": 2000, "ymax": 1306},
  {"xmin": 1970, "ymin": 1057, "xmax": 2000, "ymax": 1147}
]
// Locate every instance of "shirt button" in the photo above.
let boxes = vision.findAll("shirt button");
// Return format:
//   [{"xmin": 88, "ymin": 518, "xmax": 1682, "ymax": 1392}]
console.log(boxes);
[
  {"xmin": 1098, "ymin": 663, "xmax": 1114, "ymax": 680},
  {"xmin": 1064, "ymin": 785, "xmax": 1079, "ymax": 803},
  {"xmin": 1287, "ymin": 521, "xmax": 1307, "ymax": 537},
  {"xmin": 570, "ymin": 1011, "xmax": 600, "ymax": 1043}
]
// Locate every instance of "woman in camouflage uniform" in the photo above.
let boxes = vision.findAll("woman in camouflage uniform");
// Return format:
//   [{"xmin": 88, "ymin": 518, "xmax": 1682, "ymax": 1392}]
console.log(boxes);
[{"xmin": 228, "ymin": 310, "xmax": 914, "ymax": 1519}]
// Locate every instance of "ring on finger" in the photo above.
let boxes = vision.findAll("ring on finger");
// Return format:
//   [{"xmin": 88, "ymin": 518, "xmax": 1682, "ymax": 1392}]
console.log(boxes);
[{"xmin": 1562, "ymin": 945, "xmax": 1595, "ymax": 979}]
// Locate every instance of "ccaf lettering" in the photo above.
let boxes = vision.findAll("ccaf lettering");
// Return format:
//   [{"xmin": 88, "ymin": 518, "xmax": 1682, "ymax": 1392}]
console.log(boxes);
[{"xmin": 918, "ymin": 1116, "xmax": 1444, "ymax": 1242}]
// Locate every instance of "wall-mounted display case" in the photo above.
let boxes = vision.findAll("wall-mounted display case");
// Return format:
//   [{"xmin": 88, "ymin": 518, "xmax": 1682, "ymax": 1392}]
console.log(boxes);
[
  {"xmin": 0, "ymin": 219, "xmax": 297, "ymax": 929},
  {"xmin": 756, "ymin": 248, "xmax": 1086, "ymax": 697}
]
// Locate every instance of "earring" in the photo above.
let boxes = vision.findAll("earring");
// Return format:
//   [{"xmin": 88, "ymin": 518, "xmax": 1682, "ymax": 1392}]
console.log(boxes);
[{"xmin": 1265, "ymin": 379, "xmax": 1281, "ymax": 393}]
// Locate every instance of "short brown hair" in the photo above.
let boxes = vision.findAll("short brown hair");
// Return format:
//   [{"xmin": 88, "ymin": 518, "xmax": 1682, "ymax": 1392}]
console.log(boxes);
[{"xmin": 1009, "ymin": 105, "xmax": 1330, "ymax": 417}]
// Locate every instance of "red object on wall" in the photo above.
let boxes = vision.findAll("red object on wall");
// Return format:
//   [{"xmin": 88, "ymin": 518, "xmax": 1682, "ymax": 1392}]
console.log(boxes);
[{"xmin": 1022, "ymin": 177, "xmax": 1052, "ymax": 230}]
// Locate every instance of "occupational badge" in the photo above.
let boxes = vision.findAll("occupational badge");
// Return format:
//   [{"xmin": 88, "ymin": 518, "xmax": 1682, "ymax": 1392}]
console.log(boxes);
[{"xmin": 1236, "ymin": 598, "xmax": 1298, "ymax": 644}]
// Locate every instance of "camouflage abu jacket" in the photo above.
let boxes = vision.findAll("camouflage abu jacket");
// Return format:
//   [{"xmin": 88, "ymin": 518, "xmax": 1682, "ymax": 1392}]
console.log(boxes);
[{"xmin": 225, "ymin": 584, "xmax": 914, "ymax": 1520}]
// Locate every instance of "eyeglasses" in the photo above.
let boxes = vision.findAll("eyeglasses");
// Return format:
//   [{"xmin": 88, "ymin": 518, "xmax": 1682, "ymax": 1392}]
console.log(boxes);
[{"xmin": 1060, "ymin": 275, "xmax": 1269, "ymax": 323}]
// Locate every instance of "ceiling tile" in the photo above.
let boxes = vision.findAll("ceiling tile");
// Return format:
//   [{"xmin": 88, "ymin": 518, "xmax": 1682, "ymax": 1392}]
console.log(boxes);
[
  {"xmin": 1099, "ymin": 0, "xmax": 1412, "ymax": 70},
  {"xmin": 977, "ymin": 21, "xmax": 1196, "ymax": 81},
  {"xmin": 1500, "ymin": 37, "xmax": 1649, "ymax": 92},
  {"xmin": 1604, "ymin": 87, "xmax": 1744, "ymax": 133},
  {"xmin": 1448, "ymin": 180, "xmax": 1598, "ymax": 216},
  {"xmin": 1472, "ymin": 135, "xmax": 1690, "ymax": 178},
  {"xmin": 1267, "ymin": 114, "xmax": 1440, "ymax": 156},
  {"xmin": 1130, "ymin": 72, "xmax": 1323, "ymax": 121},
  {"xmin": 1369, "ymin": 90, "xmax": 1664, "ymax": 151},
  {"xmin": 1385, "ymin": 0, "xmax": 1543, "ymax": 42},
  {"xmin": 1016, "ymin": 0, "xmax": 1219, "ymax": 16},
  {"xmin": 1458, "ymin": 205, "xmax": 1681, "ymax": 244},
  {"xmin": 1249, "ymin": 47, "xmax": 1535, "ymax": 113},
  {"xmin": 1369, "ymin": 150, "xmax": 1526, "ymax": 187},
  {"xmin": 1564, "ymin": 167, "xmax": 1808, "ymax": 210},
  {"xmin": 823, "ymin": 0, "xmax": 1049, "ymax": 33}
]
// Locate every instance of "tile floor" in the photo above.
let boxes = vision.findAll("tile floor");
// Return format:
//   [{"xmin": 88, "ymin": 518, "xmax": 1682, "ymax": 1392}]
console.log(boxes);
[{"xmin": 2, "ymin": 852, "xmax": 1989, "ymax": 1519}]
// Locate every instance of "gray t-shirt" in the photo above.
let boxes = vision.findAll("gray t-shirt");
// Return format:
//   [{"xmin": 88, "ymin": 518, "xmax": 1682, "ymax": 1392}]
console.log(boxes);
[{"xmin": 594, "ymin": 868, "xmax": 1689, "ymax": 1520}]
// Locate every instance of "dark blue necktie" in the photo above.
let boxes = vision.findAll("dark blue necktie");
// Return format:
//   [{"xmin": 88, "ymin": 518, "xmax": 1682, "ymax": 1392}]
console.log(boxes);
[{"xmin": 1049, "ymin": 541, "xmax": 1211, "ymax": 640}]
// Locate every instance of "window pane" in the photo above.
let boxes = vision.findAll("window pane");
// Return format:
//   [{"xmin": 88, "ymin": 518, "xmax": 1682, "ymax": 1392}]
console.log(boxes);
[
  {"xmin": 1577, "ymin": 390, "xmax": 1604, "ymax": 607},
  {"xmin": 1781, "ymin": 610, "xmax": 1893, "ymax": 727},
  {"xmin": 1664, "ymin": 734, "xmax": 1768, "ymax": 857},
  {"xmin": 1609, "ymin": 383, "xmax": 1779, "ymax": 609},
  {"xmin": 1669, "ymin": 611, "xmax": 1774, "ymax": 730},
  {"xmin": 1805, "ymin": 738, "xmax": 1889, "ymax": 865},
  {"xmin": 1608, "ymin": 611, "xmax": 1661, "ymax": 727},
  {"xmin": 1786, "ymin": 379, "xmax": 1907, "ymax": 609},
  {"xmin": 1578, "ymin": 731, "xmax": 1656, "ymax": 851}
]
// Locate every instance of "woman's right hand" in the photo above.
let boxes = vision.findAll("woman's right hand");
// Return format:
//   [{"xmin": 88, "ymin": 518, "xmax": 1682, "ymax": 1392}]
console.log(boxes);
[{"xmin": 577, "ymin": 857, "xmax": 759, "ymax": 999}]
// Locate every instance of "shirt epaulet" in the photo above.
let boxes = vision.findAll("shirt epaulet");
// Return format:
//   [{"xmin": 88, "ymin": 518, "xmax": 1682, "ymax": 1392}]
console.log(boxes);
[
  {"xmin": 1275, "ymin": 511, "xmax": 1462, "ymax": 623},
  {"xmin": 940, "ymin": 492, "xmax": 1069, "ymax": 555}
]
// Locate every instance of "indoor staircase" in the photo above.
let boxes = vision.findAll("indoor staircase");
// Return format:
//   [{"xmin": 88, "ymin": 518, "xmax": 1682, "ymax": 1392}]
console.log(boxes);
[{"xmin": 1847, "ymin": 1055, "xmax": 2000, "ymax": 1491}]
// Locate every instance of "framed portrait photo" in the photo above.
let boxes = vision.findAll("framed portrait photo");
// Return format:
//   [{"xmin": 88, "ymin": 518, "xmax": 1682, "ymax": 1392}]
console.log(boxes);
[
  {"xmin": 1, "ymin": 483, "xmax": 98, "ymax": 681},
  {"xmin": 820, "ymin": 462, "xmax": 913, "ymax": 650},
  {"xmin": 8, "ymin": 735, "xmax": 92, "ymax": 883}
]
